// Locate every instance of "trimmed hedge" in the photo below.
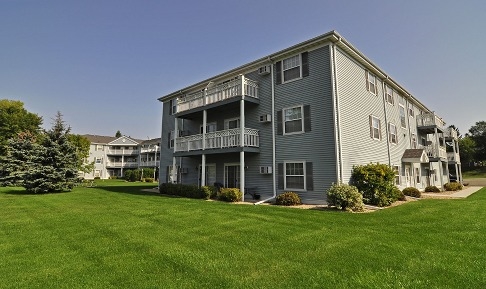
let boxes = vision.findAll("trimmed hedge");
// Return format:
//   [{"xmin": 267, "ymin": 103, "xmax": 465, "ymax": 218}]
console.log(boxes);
[
  {"xmin": 352, "ymin": 163, "xmax": 400, "ymax": 207},
  {"xmin": 217, "ymin": 188, "xmax": 242, "ymax": 202},
  {"xmin": 326, "ymin": 183, "xmax": 364, "ymax": 212},
  {"xmin": 402, "ymin": 187, "xmax": 421, "ymax": 198},
  {"xmin": 276, "ymin": 192, "xmax": 302, "ymax": 206},
  {"xmin": 425, "ymin": 185, "xmax": 441, "ymax": 192},
  {"xmin": 159, "ymin": 183, "xmax": 210, "ymax": 199},
  {"xmin": 444, "ymin": 182, "xmax": 463, "ymax": 191}
]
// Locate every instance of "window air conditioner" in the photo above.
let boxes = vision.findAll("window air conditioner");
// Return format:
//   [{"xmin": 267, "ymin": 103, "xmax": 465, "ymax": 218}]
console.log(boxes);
[
  {"xmin": 259, "ymin": 166, "xmax": 272, "ymax": 174},
  {"xmin": 258, "ymin": 65, "xmax": 271, "ymax": 75},
  {"xmin": 259, "ymin": 114, "xmax": 272, "ymax": 123}
]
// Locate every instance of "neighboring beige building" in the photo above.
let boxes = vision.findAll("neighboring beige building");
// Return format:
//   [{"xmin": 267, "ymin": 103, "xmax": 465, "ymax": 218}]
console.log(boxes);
[{"xmin": 82, "ymin": 135, "xmax": 160, "ymax": 179}]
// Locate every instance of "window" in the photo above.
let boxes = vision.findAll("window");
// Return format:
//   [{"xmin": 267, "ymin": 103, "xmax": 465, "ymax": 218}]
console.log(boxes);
[
  {"xmin": 369, "ymin": 115, "xmax": 381, "ymax": 140},
  {"xmin": 224, "ymin": 118, "xmax": 240, "ymax": 130},
  {"xmin": 366, "ymin": 71, "xmax": 377, "ymax": 95},
  {"xmin": 421, "ymin": 137, "xmax": 427, "ymax": 146},
  {"xmin": 96, "ymin": 145, "xmax": 103, "ymax": 151},
  {"xmin": 393, "ymin": 166, "xmax": 400, "ymax": 186},
  {"xmin": 200, "ymin": 122, "xmax": 217, "ymax": 134},
  {"xmin": 388, "ymin": 123, "xmax": 397, "ymax": 144},
  {"xmin": 411, "ymin": 133, "xmax": 417, "ymax": 148},
  {"xmin": 415, "ymin": 167, "xmax": 420, "ymax": 184},
  {"xmin": 399, "ymin": 105, "xmax": 407, "ymax": 128},
  {"xmin": 169, "ymin": 130, "xmax": 175, "ymax": 148},
  {"xmin": 94, "ymin": 170, "xmax": 101, "ymax": 178},
  {"xmin": 409, "ymin": 103, "xmax": 414, "ymax": 117},
  {"xmin": 169, "ymin": 99, "xmax": 177, "ymax": 115},
  {"xmin": 95, "ymin": 157, "xmax": 102, "ymax": 164},
  {"xmin": 282, "ymin": 55, "xmax": 301, "ymax": 82},
  {"xmin": 285, "ymin": 162, "xmax": 305, "ymax": 190},
  {"xmin": 385, "ymin": 85, "xmax": 394, "ymax": 105},
  {"xmin": 283, "ymin": 106, "xmax": 304, "ymax": 134}
]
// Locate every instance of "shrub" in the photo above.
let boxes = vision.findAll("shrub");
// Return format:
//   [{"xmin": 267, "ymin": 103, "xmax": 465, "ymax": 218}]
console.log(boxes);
[
  {"xmin": 393, "ymin": 187, "xmax": 406, "ymax": 201},
  {"xmin": 425, "ymin": 185, "xmax": 441, "ymax": 192},
  {"xmin": 402, "ymin": 187, "xmax": 421, "ymax": 198},
  {"xmin": 94, "ymin": 176, "xmax": 100, "ymax": 180},
  {"xmin": 159, "ymin": 183, "xmax": 208, "ymax": 199},
  {"xmin": 444, "ymin": 182, "xmax": 463, "ymax": 191},
  {"xmin": 218, "ymin": 188, "xmax": 242, "ymax": 202},
  {"xmin": 109, "ymin": 176, "xmax": 117, "ymax": 179},
  {"xmin": 326, "ymin": 183, "xmax": 364, "ymax": 212},
  {"xmin": 201, "ymin": 186, "xmax": 217, "ymax": 200},
  {"xmin": 143, "ymin": 177, "xmax": 155, "ymax": 183},
  {"xmin": 276, "ymin": 192, "xmax": 302, "ymax": 206},
  {"xmin": 352, "ymin": 163, "xmax": 399, "ymax": 207}
]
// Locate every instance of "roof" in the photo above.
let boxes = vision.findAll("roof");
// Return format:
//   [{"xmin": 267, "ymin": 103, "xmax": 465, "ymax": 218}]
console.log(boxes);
[
  {"xmin": 140, "ymin": 138, "xmax": 161, "ymax": 145},
  {"xmin": 82, "ymin": 134, "xmax": 145, "ymax": 145},
  {"xmin": 157, "ymin": 30, "xmax": 431, "ymax": 114},
  {"xmin": 402, "ymin": 149, "xmax": 429, "ymax": 163}
]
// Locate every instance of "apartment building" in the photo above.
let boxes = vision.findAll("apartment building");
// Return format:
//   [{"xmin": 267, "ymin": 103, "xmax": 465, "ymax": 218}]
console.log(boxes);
[
  {"xmin": 157, "ymin": 30, "xmax": 461, "ymax": 204},
  {"xmin": 82, "ymin": 135, "xmax": 160, "ymax": 179}
]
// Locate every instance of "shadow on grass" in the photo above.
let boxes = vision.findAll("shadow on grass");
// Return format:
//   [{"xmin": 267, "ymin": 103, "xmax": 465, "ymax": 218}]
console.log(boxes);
[{"xmin": 90, "ymin": 184, "xmax": 163, "ymax": 197}]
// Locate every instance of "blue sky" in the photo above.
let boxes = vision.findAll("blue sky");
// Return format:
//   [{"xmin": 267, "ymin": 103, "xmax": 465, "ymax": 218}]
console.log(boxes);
[{"xmin": 1, "ymin": 0, "xmax": 485, "ymax": 139}]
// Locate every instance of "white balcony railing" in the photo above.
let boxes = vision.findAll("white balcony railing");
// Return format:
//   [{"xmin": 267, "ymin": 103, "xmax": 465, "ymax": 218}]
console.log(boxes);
[
  {"xmin": 416, "ymin": 113, "xmax": 445, "ymax": 128},
  {"xmin": 140, "ymin": 147, "xmax": 159, "ymax": 153},
  {"xmin": 447, "ymin": 152, "xmax": 461, "ymax": 162},
  {"xmin": 140, "ymin": 161, "xmax": 160, "ymax": 167},
  {"xmin": 177, "ymin": 76, "xmax": 258, "ymax": 113},
  {"xmin": 107, "ymin": 149, "xmax": 139, "ymax": 155},
  {"xmin": 420, "ymin": 145, "xmax": 447, "ymax": 159},
  {"xmin": 106, "ymin": 162, "xmax": 139, "ymax": 168},
  {"xmin": 175, "ymin": 128, "xmax": 259, "ymax": 152},
  {"xmin": 442, "ymin": 127, "xmax": 458, "ymax": 139}
]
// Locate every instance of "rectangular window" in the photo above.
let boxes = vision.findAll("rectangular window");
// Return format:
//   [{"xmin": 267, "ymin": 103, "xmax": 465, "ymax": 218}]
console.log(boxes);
[
  {"xmin": 411, "ymin": 133, "xmax": 417, "ymax": 148},
  {"xmin": 399, "ymin": 105, "xmax": 407, "ymax": 128},
  {"xmin": 95, "ymin": 158, "xmax": 102, "ymax": 164},
  {"xmin": 96, "ymin": 145, "xmax": 103, "ymax": 151},
  {"xmin": 169, "ymin": 130, "xmax": 175, "ymax": 148},
  {"xmin": 393, "ymin": 166, "xmax": 400, "ymax": 186},
  {"xmin": 224, "ymin": 118, "xmax": 240, "ymax": 130},
  {"xmin": 409, "ymin": 103, "xmax": 415, "ymax": 117},
  {"xmin": 200, "ymin": 122, "xmax": 217, "ymax": 134},
  {"xmin": 285, "ymin": 162, "xmax": 305, "ymax": 190},
  {"xmin": 94, "ymin": 170, "xmax": 101, "ymax": 177},
  {"xmin": 366, "ymin": 71, "xmax": 377, "ymax": 95},
  {"xmin": 169, "ymin": 99, "xmax": 177, "ymax": 115},
  {"xmin": 282, "ymin": 54, "xmax": 301, "ymax": 82},
  {"xmin": 388, "ymin": 123, "xmax": 397, "ymax": 144},
  {"xmin": 369, "ymin": 115, "xmax": 381, "ymax": 140},
  {"xmin": 284, "ymin": 106, "xmax": 303, "ymax": 134},
  {"xmin": 385, "ymin": 85, "xmax": 394, "ymax": 105},
  {"xmin": 415, "ymin": 167, "xmax": 420, "ymax": 184}
]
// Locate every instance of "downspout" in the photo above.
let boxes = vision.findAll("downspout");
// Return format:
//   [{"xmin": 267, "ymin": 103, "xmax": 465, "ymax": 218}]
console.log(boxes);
[
  {"xmin": 330, "ymin": 43, "xmax": 343, "ymax": 184},
  {"xmin": 382, "ymin": 80, "xmax": 391, "ymax": 166},
  {"xmin": 158, "ymin": 102, "xmax": 164, "ymax": 185},
  {"xmin": 256, "ymin": 57, "xmax": 276, "ymax": 205}
]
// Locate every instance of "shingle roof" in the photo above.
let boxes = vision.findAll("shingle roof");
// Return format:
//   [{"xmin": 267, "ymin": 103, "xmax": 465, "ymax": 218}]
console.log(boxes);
[
  {"xmin": 402, "ymin": 149, "xmax": 425, "ymax": 159},
  {"xmin": 82, "ymin": 134, "xmax": 118, "ymax": 144}
]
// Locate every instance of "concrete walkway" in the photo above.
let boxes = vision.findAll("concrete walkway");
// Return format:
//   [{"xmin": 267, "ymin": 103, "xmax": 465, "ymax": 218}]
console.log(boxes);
[{"xmin": 422, "ymin": 186, "xmax": 483, "ymax": 198}]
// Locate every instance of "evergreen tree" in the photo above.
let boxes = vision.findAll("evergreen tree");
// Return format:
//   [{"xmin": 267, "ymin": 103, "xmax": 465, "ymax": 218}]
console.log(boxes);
[{"xmin": 115, "ymin": 130, "xmax": 122, "ymax": 137}]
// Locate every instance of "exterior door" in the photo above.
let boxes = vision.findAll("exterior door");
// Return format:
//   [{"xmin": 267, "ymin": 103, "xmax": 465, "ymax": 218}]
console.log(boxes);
[
  {"xmin": 224, "ymin": 164, "xmax": 240, "ymax": 188},
  {"xmin": 405, "ymin": 165, "xmax": 411, "ymax": 187},
  {"xmin": 425, "ymin": 168, "xmax": 431, "ymax": 187}
]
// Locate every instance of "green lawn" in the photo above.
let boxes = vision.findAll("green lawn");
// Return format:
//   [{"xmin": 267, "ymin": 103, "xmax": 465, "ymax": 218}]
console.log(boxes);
[
  {"xmin": 463, "ymin": 167, "xmax": 486, "ymax": 179},
  {"xmin": 1, "ymin": 180, "xmax": 486, "ymax": 288}
]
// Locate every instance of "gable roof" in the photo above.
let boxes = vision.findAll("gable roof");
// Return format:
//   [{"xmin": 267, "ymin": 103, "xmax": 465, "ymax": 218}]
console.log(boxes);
[
  {"xmin": 82, "ymin": 134, "xmax": 117, "ymax": 144},
  {"xmin": 402, "ymin": 149, "xmax": 429, "ymax": 163}
]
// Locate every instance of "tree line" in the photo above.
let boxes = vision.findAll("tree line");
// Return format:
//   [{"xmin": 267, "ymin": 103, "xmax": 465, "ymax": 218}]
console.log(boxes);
[
  {"xmin": 0, "ymin": 99, "xmax": 93, "ymax": 193},
  {"xmin": 456, "ymin": 121, "xmax": 486, "ymax": 167}
]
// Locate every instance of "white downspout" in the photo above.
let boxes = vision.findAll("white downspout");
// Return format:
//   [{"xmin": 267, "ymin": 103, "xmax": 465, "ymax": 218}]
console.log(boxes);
[
  {"xmin": 330, "ymin": 43, "xmax": 343, "ymax": 184},
  {"xmin": 382, "ymin": 80, "xmax": 392, "ymax": 166},
  {"xmin": 256, "ymin": 58, "xmax": 276, "ymax": 205}
]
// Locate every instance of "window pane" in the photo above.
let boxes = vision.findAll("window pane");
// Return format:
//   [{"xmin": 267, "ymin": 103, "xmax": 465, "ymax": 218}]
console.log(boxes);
[
  {"xmin": 286, "ymin": 176, "xmax": 305, "ymax": 189},
  {"xmin": 284, "ymin": 67, "xmax": 300, "ymax": 82},
  {"xmin": 285, "ymin": 119, "xmax": 302, "ymax": 133}
]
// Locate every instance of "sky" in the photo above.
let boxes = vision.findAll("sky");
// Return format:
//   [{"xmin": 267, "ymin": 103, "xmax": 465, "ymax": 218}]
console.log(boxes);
[{"xmin": 1, "ymin": 0, "xmax": 485, "ymax": 139}]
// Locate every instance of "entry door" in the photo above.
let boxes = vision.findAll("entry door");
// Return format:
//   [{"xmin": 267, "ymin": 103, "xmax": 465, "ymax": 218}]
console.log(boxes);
[
  {"xmin": 425, "ymin": 168, "xmax": 431, "ymax": 187},
  {"xmin": 199, "ymin": 164, "xmax": 216, "ymax": 187},
  {"xmin": 225, "ymin": 164, "xmax": 240, "ymax": 188},
  {"xmin": 405, "ymin": 165, "xmax": 411, "ymax": 187}
]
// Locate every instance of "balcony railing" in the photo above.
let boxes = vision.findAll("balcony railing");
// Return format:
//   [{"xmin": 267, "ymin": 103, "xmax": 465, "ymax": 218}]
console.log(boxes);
[
  {"xmin": 447, "ymin": 152, "xmax": 461, "ymax": 162},
  {"xmin": 140, "ymin": 161, "xmax": 160, "ymax": 167},
  {"xmin": 177, "ymin": 76, "xmax": 258, "ymax": 113},
  {"xmin": 175, "ymin": 128, "xmax": 259, "ymax": 152},
  {"xmin": 419, "ymin": 144, "xmax": 447, "ymax": 159},
  {"xmin": 106, "ymin": 162, "xmax": 139, "ymax": 168},
  {"xmin": 107, "ymin": 149, "xmax": 139, "ymax": 155},
  {"xmin": 416, "ymin": 113, "xmax": 445, "ymax": 128},
  {"xmin": 140, "ymin": 147, "xmax": 159, "ymax": 153},
  {"xmin": 442, "ymin": 127, "xmax": 458, "ymax": 139}
]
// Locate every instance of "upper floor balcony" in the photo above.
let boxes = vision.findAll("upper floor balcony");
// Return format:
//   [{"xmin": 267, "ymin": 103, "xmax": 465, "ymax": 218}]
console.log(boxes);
[
  {"xmin": 419, "ymin": 144, "xmax": 447, "ymax": 160},
  {"xmin": 176, "ymin": 76, "xmax": 259, "ymax": 116},
  {"xmin": 107, "ymin": 149, "xmax": 139, "ymax": 155},
  {"xmin": 140, "ymin": 147, "xmax": 159, "ymax": 154},
  {"xmin": 140, "ymin": 160, "xmax": 160, "ymax": 167},
  {"xmin": 442, "ymin": 127, "xmax": 458, "ymax": 140},
  {"xmin": 106, "ymin": 162, "xmax": 139, "ymax": 168},
  {"xmin": 416, "ymin": 113, "xmax": 446, "ymax": 134},
  {"xmin": 447, "ymin": 152, "xmax": 461, "ymax": 163},
  {"xmin": 174, "ymin": 127, "xmax": 259, "ymax": 154}
]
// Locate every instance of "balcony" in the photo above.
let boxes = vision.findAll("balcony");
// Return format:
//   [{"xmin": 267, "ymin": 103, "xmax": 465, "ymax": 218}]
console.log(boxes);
[
  {"xmin": 140, "ymin": 161, "xmax": 160, "ymax": 167},
  {"xmin": 447, "ymin": 152, "xmax": 461, "ymax": 163},
  {"xmin": 106, "ymin": 162, "xmax": 139, "ymax": 168},
  {"xmin": 416, "ymin": 113, "xmax": 445, "ymax": 134},
  {"xmin": 442, "ymin": 127, "xmax": 458, "ymax": 140},
  {"xmin": 106, "ymin": 149, "xmax": 139, "ymax": 155},
  {"xmin": 177, "ymin": 76, "xmax": 258, "ymax": 114},
  {"xmin": 140, "ymin": 147, "xmax": 159, "ymax": 153},
  {"xmin": 419, "ymin": 144, "xmax": 447, "ymax": 160},
  {"xmin": 175, "ymin": 128, "xmax": 259, "ymax": 153}
]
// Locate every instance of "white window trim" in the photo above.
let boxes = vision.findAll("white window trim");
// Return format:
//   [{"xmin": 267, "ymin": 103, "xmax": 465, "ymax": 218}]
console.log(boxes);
[
  {"xmin": 169, "ymin": 99, "xmax": 177, "ymax": 115},
  {"xmin": 415, "ymin": 167, "xmax": 421, "ymax": 185},
  {"xmin": 409, "ymin": 103, "xmax": 415, "ymax": 118},
  {"xmin": 370, "ymin": 115, "xmax": 381, "ymax": 141},
  {"xmin": 283, "ymin": 105, "xmax": 304, "ymax": 135},
  {"xmin": 224, "ymin": 117, "xmax": 240, "ymax": 130},
  {"xmin": 385, "ymin": 85, "xmax": 394, "ymax": 105},
  {"xmin": 393, "ymin": 165, "xmax": 401, "ymax": 186},
  {"xmin": 169, "ymin": 130, "xmax": 175, "ymax": 149},
  {"xmin": 284, "ymin": 160, "xmax": 306, "ymax": 191},
  {"xmin": 399, "ymin": 104, "xmax": 407, "ymax": 129},
  {"xmin": 366, "ymin": 71, "xmax": 377, "ymax": 95},
  {"xmin": 282, "ymin": 54, "xmax": 303, "ymax": 84},
  {"xmin": 388, "ymin": 123, "xmax": 398, "ymax": 144}
]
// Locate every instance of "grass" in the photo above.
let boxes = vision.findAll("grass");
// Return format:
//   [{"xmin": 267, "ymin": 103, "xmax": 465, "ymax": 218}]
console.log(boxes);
[
  {"xmin": 1, "ymin": 180, "xmax": 486, "ymax": 288},
  {"xmin": 462, "ymin": 167, "xmax": 486, "ymax": 179}
]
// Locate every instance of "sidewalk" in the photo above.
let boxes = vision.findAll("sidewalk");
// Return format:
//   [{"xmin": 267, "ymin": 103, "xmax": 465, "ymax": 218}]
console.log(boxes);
[{"xmin": 422, "ymin": 186, "xmax": 483, "ymax": 198}]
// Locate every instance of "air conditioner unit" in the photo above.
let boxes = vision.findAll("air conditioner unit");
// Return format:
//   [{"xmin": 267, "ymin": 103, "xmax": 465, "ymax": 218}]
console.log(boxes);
[
  {"xmin": 258, "ymin": 65, "xmax": 271, "ymax": 75},
  {"xmin": 259, "ymin": 114, "xmax": 272, "ymax": 123},
  {"xmin": 259, "ymin": 166, "xmax": 272, "ymax": 174}
]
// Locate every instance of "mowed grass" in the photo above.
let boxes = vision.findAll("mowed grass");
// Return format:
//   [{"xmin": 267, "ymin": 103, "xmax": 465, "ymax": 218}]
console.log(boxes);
[
  {"xmin": 1, "ymin": 181, "xmax": 486, "ymax": 288},
  {"xmin": 463, "ymin": 167, "xmax": 486, "ymax": 179}
]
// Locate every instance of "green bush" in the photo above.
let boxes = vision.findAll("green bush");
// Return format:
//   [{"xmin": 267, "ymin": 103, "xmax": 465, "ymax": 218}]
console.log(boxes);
[
  {"xmin": 402, "ymin": 187, "xmax": 421, "ymax": 198},
  {"xmin": 201, "ymin": 186, "xmax": 216, "ymax": 200},
  {"xmin": 425, "ymin": 185, "xmax": 441, "ymax": 192},
  {"xmin": 159, "ymin": 183, "xmax": 208, "ymax": 199},
  {"xmin": 326, "ymin": 183, "xmax": 364, "ymax": 212},
  {"xmin": 393, "ymin": 187, "xmax": 406, "ymax": 201},
  {"xmin": 217, "ymin": 188, "xmax": 242, "ymax": 202},
  {"xmin": 143, "ymin": 177, "xmax": 155, "ymax": 183},
  {"xmin": 276, "ymin": 192, "xmax": 302, "ymax": 206},
  {"xmin": 94, "ymin": 176, "xmax": 100, "ymax": 180},
  {"xmin": 109, "ymin": 176, "xmax": 117, "ymax": 179},
  {"xmin": 444, "ymin": 182, "xmax": 463, "ymax": 191},
  {"xmin": 352, "ymin": 163, "xmax": 400, "ymax": 207}
]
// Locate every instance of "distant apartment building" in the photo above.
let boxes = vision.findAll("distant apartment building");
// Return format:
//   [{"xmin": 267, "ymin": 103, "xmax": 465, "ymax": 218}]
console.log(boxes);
[
  {"xmin": 157, "ymin": 30, "xmax": 461, "ymax": 204},
  {"xmin": 82, "ymin": 135, "xmax": 160, "ymax": 179}
]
